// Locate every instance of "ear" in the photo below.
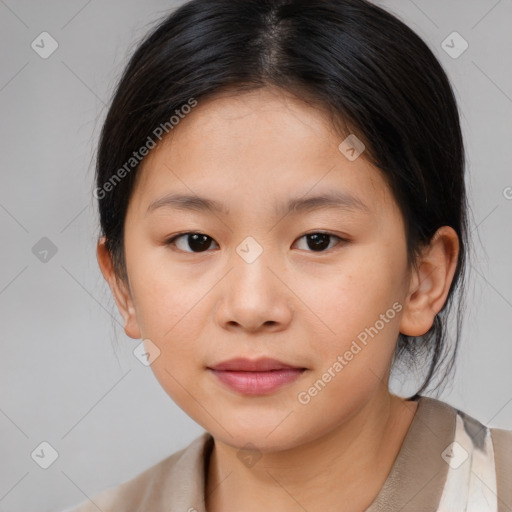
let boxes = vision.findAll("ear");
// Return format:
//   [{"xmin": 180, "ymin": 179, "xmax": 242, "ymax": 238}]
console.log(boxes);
[
  {"xmin": 96, "ymin": 236, "xmax": 141, "ymax": 339},
  {"xmin": 399, "ymin": 226, "xmax": 460, "ymax": 337}
]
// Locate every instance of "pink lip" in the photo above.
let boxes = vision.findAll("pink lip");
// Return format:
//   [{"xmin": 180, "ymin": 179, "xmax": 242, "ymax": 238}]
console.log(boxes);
[
  {"xmin": 209, "ymin": 357, "xmax": 303, "ymax": 372},
  {"xmin": 207, "ymin": 357, "xmax": 306, "ymax": 395}
]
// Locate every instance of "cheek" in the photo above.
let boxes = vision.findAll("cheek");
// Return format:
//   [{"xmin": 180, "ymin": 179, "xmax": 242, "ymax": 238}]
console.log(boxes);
[
  {"xmin": 130, "ymin": 269, "xmax": 210, "ymax": 413},
  {"xmin": 125, "ymin": 240, "xmax": 211, "ymax": 338},
  {"xmin": 304, "ymin": 250, "xmax": 406, "ymax": 364}
]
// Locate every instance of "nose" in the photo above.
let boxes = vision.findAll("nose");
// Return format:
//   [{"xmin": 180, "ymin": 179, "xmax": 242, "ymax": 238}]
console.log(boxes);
[{"xmin": 215, "ymin": 246, "xmax": 293, "ymax": 333}]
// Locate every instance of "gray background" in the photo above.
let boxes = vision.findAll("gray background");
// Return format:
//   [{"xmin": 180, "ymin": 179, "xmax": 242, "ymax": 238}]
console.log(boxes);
[{"xmin": 1, "ymin": 1, "xmax": 511, "ymax": 511}]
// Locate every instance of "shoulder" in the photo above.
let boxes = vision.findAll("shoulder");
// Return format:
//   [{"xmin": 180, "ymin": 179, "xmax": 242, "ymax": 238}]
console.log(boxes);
[
  {"xmin": 418, "ymin": 395, "xmax": 512, "ymax": 445},
  {"xmin": 419, "ymin": 395, "xmax": 512, "ymax": 511},
  {"xmin": 61, "ymin": 431, "xmax": 213, "ymax": 512},
  {"xmin": 420, "ymin": 394, "xmax": 512, "ymax": 465},
  {"xmin": 429, "ymin": 395, "xmax": 512, "ymax": 454}
]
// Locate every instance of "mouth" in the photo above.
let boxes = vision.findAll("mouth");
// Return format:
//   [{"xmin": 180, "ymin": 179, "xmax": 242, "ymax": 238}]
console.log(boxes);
[{"xmin": 207, "ymin": 357, "xmax": 307, "ymax": 395}]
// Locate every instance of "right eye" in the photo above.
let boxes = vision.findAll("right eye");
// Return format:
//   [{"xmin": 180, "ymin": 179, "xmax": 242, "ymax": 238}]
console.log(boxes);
[{"xmin": 165, "ymin": 232, "xmax": 219, "ymax": 253}]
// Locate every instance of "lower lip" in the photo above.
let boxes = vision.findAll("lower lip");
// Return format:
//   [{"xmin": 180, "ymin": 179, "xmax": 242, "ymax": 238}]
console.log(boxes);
[{"xmin": 208, "ymin": 368, "xmax": 305, "ymax": 395}]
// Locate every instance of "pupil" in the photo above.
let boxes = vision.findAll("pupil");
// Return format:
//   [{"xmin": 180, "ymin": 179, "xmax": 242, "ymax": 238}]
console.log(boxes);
[
  {"xmin": 308, "ymin": 233, "xmax": 330, "ymax": 251},
  {"xmin": 189, "ymin": 233, "xmax": 211, "ymax": 252}
]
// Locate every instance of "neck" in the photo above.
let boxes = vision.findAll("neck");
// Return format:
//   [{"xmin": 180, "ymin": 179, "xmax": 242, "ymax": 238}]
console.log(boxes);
[{"xmin": 205, "ymin": 392, "xmax": 418, "ymax": 512}]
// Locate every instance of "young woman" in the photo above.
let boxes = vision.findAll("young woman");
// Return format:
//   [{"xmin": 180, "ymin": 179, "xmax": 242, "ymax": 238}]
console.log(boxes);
[{"xmin": 65, "ymin": 0, "xmax": 511, "ymax": 510}]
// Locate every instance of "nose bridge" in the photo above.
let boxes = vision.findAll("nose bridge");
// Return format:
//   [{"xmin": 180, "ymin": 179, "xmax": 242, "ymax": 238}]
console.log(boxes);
[
  {"xmin": 216, "ymin": 234, "xmax": 292, "ymax": 330},
  {"xmin": 231, "ymin": 234, "xmax": 275, "ymax": 293}
]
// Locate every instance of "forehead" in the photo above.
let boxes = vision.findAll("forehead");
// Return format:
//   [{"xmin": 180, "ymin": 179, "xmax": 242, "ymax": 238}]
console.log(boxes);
[{"xmin": 128, "ymin": 87, "xmax": 395, "ymax": 218}]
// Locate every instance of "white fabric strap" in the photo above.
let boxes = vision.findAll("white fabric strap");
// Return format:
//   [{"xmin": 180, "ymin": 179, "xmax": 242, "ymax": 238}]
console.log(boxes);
[{"xmin": 437, "ymin": 412, "xmax": 498, "ymax": 511}]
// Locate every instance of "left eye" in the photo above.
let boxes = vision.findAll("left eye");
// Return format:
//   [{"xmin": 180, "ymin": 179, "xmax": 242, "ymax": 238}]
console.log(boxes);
[
  {"xmin": 166, "ymin": 232, "xmax": 219, "ymax": 253},
  {"xmin": 294, "ymin": 232, "xmax": 343, "ymax": 252},
  {"xmin": 165, "ymin": 232, "xmax": 344, "ymax": 253}
]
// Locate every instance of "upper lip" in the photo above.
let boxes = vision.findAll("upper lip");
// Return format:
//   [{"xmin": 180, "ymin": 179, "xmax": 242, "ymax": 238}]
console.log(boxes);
[{"xmin": 208, "ymin": 357, "xmax": 305, "ymax": 372}]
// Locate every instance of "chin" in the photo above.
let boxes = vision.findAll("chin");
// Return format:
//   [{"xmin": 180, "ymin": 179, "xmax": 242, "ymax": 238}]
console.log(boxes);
[{"xmin": 209, "ymin": 421, "xmax": 319, "ymax": 454}]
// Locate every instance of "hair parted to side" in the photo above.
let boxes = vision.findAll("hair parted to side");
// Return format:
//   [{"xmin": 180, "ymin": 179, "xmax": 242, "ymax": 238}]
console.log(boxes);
[{"xmin": 94, "ymin": 0, "xmax": 469, "ymax": 398}]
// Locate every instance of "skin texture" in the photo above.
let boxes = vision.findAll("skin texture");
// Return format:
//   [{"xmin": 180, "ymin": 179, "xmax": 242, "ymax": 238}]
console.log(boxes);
[{"xmin": 97, "ymin": 86, "xmax": 459, "ymax": 511}]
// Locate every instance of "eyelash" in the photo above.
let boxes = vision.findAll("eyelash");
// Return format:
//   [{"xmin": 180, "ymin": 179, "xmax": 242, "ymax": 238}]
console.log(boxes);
[{"xmin": 164, "ymin": 231, "xmax": 348, "ymax": 254}]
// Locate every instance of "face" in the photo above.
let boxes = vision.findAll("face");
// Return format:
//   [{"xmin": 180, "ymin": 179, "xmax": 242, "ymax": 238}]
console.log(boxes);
[{"xmin": 110, "ymin": 87, "xmax": 416, "ymax": 452}]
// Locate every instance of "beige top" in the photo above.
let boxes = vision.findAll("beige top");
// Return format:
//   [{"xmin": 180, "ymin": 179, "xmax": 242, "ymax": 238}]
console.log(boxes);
[{"xmin": 64, "ymin": 396, "xmax": 512, "ymax": 512}]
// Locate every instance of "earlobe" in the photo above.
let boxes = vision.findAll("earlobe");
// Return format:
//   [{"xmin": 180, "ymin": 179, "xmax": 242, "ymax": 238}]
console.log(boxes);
[
  {"xmin": 399, "ymin": 226, "xmax": 459, "ymax": 337},
  {"xmin": 96, "ymin": 237, "xmax": 142, "ymax": 340}
]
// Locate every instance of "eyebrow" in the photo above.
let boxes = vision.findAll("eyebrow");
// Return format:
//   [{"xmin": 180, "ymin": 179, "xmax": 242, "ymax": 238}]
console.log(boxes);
[{"xmin": 145, "ymin": 190, "xmax": 370, "ymax": 217}]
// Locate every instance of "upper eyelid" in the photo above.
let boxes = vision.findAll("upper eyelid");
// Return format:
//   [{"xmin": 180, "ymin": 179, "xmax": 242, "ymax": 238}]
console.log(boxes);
[{"xmin": 166, "ymin": 232, "xmax": 219, "ymax": 250}]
